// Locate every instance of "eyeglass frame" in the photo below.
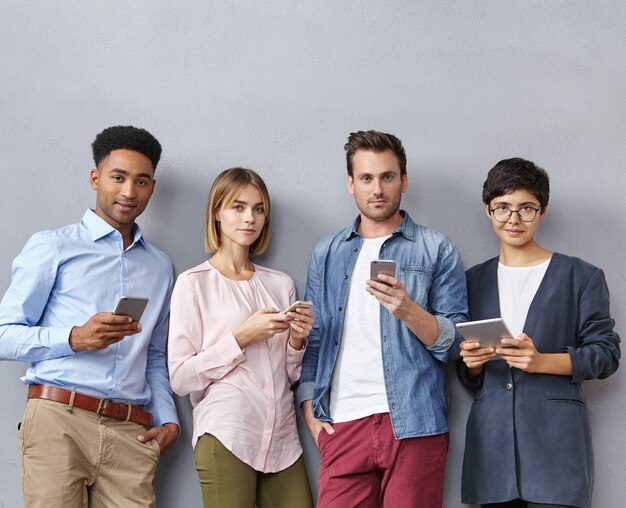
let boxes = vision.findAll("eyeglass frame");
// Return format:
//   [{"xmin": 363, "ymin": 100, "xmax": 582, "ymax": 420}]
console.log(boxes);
[{"xmin": 488, "ymin": 204, "xmax": 542, "ymax": 223}]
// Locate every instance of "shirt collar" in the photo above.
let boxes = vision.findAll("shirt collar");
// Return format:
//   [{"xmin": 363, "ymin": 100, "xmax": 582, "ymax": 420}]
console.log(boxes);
[
  {"xmin": 342, "ymin": 210, "xmax": 417, "ymax": 242},
  {"xmin": 81, "ymin": 209, "xmax": 146, "ymax": 247}
]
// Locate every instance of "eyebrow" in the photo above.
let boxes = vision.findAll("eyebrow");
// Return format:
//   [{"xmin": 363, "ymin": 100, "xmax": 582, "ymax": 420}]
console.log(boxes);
[
  {"xmin": 492, "ymin": 199, "xmax": 539, "ymax": 206},
  {"xmin": 110, "ymin": 168, "xmax": 153, "ymax": 180},
  {"xmin": 232, "ymin": 199, "xmax": 264, "ymax": 207}
]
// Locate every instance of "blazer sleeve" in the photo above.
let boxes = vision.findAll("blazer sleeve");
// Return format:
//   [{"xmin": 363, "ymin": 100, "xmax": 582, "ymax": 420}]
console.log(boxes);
[{"xmin": 568, "ymin": 267, "xmax": 620, "ymax": 382}]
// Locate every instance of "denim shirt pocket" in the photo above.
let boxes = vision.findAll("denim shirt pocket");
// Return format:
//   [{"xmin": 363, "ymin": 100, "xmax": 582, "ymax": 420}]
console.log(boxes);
[{"xmin": 399, "ymin": 264, "xmax": 435, "ymax": 308}]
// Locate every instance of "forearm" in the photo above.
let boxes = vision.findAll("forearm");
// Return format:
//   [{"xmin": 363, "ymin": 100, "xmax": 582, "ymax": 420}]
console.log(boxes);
[
  {"xmin": 535, "ymin": 352, "xmax": 573, "ymax": 376},
  {"xmin": 400, "ymin": 300, "xmax": 439, "ymax": 347}
]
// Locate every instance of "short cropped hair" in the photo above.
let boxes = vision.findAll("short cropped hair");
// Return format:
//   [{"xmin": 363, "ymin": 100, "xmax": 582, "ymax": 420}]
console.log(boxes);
[
  {"xmin": 92, "ymin": 125, "xmax": 162, "ymax": 170},
  {"xmin": 344, "ymin": 130, "xmax": 407, "ymax": 177},
  {"xmin": 205, "ymin": 167, "xmax": 271, "ymax": 255},
  {"xmin": 482, "ymin": 157, "xmax": 550, "ymax": 210}
]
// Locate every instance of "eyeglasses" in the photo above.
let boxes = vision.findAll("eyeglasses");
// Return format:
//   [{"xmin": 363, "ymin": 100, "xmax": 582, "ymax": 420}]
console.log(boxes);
[{"xmin": 489, "ymin": 204, "xmax": 541, "ymax": 223}]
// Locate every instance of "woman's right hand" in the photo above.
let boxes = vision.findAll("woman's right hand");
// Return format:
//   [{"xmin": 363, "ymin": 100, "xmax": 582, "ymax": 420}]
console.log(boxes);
[
  {"xmin": 460, "ymin": 340, "xmax": 496, "ymax": 378},
  {"xmin": 233, "ymin": 308, "xmax": 291, "ymax": 349}
]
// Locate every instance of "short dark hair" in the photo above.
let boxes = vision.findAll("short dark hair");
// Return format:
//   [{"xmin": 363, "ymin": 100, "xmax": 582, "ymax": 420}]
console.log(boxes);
[
  {"xmin": 344, "ymin": 130, "xmax": 407, "ymax": 177},
  {"xmin": 92, "ymin": 125, "xmax": 162, "ymax": 170},
  {"xmin": 482, "ymin": 157, "xmax": 550, "ymax": 209}
]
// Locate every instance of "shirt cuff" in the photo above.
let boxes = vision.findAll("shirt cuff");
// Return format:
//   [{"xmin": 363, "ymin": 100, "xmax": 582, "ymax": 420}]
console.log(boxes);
[
  {"xmin": 427, "ymin": 316, "xmax": 456, "ymax": 353},
  {"xmin": 152, "ymin": 405, "xmax": 180, "ymax": 428},
  {"xmin": 295, "ymin": 381, "xmax": 314, "ymax": 406},
  {"xmin": 55, "ymin": 326, "xmax": 78, "ymax": 356}
]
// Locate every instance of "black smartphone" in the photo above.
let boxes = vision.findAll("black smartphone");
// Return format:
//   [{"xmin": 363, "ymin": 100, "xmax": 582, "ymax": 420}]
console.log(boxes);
[{"xmin": 114, "ymin": 297, "xmax": 149, "ymax": 322}]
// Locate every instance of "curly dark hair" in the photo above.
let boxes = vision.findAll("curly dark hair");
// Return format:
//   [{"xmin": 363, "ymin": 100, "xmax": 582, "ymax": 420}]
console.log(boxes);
[
  {"xmin": 92, "ymin": 125, "xmax": 162, "ymax": 170},
  {"xmin": 482, "ymin": 157, "xmax": 550, "ymax": 209},
  {"xmin": 344, "ymin": 130, "xmax": 407, "ymax": 177}
]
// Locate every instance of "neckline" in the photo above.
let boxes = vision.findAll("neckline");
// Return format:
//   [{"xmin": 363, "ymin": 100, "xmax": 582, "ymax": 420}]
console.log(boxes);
[{"xmin": 206, "ymin": 260, "xmax": 258, "ymax": 282}]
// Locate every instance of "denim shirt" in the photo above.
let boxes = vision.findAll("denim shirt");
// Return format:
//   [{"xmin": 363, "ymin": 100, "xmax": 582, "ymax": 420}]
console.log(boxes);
[{"xmin": 296, "ymin": 211, "xmax": 468, "ymax": 439}]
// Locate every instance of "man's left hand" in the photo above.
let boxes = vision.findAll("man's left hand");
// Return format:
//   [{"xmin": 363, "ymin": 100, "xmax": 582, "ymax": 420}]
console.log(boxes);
[{"xmin": 137, "ymin": 422, "xmax": 179, "ymax": 454}]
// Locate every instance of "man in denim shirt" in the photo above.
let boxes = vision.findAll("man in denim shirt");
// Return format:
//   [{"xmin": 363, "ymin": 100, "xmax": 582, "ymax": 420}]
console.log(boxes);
[{"xmin": 297, "ymin": 130, "xmax": 468, "ymax": 507}]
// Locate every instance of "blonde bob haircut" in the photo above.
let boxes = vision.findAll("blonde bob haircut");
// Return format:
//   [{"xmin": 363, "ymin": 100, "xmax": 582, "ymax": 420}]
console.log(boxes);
[{"xmin": 204, "ymin": 167, "xmax": 271, "ymax": 255}]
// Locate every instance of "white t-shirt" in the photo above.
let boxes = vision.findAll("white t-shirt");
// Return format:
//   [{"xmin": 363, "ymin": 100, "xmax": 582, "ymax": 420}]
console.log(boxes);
[
  {"xmin": 498, "ymin": 258, "xmax": 551, "ymax": 338},
  {"xmin": 329, "ymin": 236, "xmax": 390, "ymax": 423}
]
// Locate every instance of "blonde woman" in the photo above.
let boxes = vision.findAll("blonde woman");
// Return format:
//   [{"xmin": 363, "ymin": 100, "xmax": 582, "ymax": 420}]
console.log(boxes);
[{"xmin": 168, "ymin": 168, "xmax": 314, "ymax": 508}]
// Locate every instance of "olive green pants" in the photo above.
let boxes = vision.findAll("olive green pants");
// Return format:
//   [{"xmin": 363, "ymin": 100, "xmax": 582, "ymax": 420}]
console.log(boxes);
[{"xmin": 195, "ymin": 434, "xmax": 313, "ymax": 508}]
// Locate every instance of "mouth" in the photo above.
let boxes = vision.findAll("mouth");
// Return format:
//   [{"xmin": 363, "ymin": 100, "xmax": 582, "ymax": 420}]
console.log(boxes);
[
  {"xmin": 115, "ymin": 202, "xmax": 137, "ymax": 212},
  {"xmin": 369, "ymin": 199, "xmax": 387, "ymax": 206},
  {"xmin": 239, "ymin": 228, "xmax": 257, "ymax": 234}
]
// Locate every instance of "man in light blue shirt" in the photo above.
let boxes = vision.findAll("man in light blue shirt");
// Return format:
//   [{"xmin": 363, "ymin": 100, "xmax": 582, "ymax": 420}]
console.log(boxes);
[
  {"xmin": 297, "ymin": 130, "xmax": 468, "ymax": 507},
  {"xmin": 0, "ymin": 125, "xmax": 179, "ymax": 507}
]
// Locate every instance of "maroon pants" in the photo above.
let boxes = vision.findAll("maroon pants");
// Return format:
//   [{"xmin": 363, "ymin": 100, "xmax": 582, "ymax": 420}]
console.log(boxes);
[{"xmin": 317, "ymin": 413, "xmax": 448, "ymax": 508}]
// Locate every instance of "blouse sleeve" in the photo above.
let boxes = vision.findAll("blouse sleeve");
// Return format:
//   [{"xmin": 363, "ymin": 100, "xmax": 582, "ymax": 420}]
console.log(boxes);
[
  {"xmin": 284, "ymin": 278, "xmax": 305, "ymax": 385},
  {"xmin": 168, "ymin": 273, "xmax": 245, "ymax": 396},
  {"xmin": 568, "ymin": 267, "xmax": 620, "ymax": 383}
]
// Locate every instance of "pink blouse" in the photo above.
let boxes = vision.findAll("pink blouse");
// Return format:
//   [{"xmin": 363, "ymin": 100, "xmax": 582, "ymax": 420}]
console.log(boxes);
[{"xmin": 167, "ymin": 261, "xmax": 305, "ymax": 473}]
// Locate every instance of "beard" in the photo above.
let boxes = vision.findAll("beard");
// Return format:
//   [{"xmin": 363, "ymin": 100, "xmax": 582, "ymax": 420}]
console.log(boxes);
[{"xmin": 355, "ymin": 195, "xmax": 402, "ymax": 222}]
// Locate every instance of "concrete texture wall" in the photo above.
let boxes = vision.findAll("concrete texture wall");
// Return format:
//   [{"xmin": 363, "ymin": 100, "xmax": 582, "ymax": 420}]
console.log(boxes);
[{"xmin": 1, "ymin": 1, "xmax": 624, "ymax": 506}]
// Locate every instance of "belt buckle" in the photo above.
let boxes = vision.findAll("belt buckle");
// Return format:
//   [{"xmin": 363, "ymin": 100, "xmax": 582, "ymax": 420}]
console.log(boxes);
[{"xmin": 96, "ymin": 398, "xmax": 133, "ymax": 422}]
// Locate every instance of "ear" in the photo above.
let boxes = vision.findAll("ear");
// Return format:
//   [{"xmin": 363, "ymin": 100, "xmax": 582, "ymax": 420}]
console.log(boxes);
[
  {"xmin": 401, "ymin": 174, "xmax": 408, "ymax": 193},
  {"xmin": 89, "ymin": 168, "xmax": 99, "ymax": 190},
  {"xmin": 539, "ymin": 205, "xmax": 548, "ymax": 221},
  {"xmin": 484, "ymin": 204, "xmax": 492, "ymax": 220},
  {"xmin": 347, "ymin": 175, "xmax": 355, "ymax": 196}
]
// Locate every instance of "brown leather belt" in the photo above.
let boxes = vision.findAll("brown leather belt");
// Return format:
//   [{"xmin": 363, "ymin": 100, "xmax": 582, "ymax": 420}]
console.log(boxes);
[{"xmin": 28, "ymin": 384, "xmax": 153, "ymax": 426}]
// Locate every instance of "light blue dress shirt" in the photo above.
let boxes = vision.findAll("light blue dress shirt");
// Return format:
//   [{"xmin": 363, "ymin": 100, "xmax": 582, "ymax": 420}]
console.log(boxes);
[{"xmin": 0, "ymin": 209, "xmax": 178, "ymax": 426}]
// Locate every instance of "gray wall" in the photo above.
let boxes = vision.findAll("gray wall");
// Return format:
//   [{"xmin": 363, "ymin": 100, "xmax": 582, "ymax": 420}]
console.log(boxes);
[{"xmin": 1, "ymin": 2, "xmax": 624, "ymax": 507}]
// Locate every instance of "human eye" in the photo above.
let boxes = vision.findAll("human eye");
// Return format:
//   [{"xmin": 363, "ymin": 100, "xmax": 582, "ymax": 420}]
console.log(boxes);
[
  {"xmin": 112, "ymin": 175, "xmax": 123, "ymax": 182},
  {"xmin": 255, "ymin": 206, "xmax": 265, "ymax": 214},
  {"xmin": 136, "ymin": 178, "xmax": 148, "ymax": 186},
  {"xmin": 232, "ymin": 204, "xmax": 243, "ymax": 211},
  {"xmin": 383, "ymin": 174, "xmax": 394, "ymax": 182},
  {"xmin": 361, "ymin": 175, "xmax": 371, "ymax": 182},
  {"xmin": 494, "ymin": 204, "xmax": 509, "ymax": 212},
  {"xmin": 520, "ymin": 205, "xmax": 534, "ymax": 212}
]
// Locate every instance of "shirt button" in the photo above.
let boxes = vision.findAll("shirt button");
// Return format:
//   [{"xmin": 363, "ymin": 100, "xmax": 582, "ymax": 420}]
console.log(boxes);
[
  {"xmin": 391, "ymin": 403, "xmax": 396, "ymax": 409},
  {"xmin": 118, "ymin": 355, "xmax": 123, "ymax": 360},
  {"xmin": 338, "ymin": 306, "xmax": 343, "ymax": 311},
  {"xmin": 343, "ymin": 275, "xmax": 348, "ymax": 280},
  {"xmin": 353, "ymin": 247, "xmax": 358, "ymax": 252},
  {"xmin": 506, "ymin": 383, "xmax": 513, "ymax": 390}
]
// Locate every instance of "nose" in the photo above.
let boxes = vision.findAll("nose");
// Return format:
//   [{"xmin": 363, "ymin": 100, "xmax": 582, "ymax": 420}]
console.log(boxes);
[
  {"xmin": 243, "ymin": 208, "xmax": 255, "ymax": 223},
  {"xmin": 507, "ymin": 210, "xmax": 521, "ymax": 224},
  {"xmin": 121, "ymin": 180, "xmax": 136, "ymax": 199},
  {"xmin": 373, "ymin": 178, "xmax": 383, "ymax": 196}
]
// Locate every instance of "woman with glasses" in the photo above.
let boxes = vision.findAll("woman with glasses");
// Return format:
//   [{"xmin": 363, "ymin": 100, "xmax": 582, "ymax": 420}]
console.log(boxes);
[
  {"xmin": 168, "ymin": 168, "xmax": 314, "ymax": 508},
  {"xmin": 457, "ymin": 158, "xmax": 620, "ymax": 508}
]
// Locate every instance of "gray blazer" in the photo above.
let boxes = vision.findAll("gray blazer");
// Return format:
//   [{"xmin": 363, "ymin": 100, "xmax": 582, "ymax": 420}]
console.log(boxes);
[{"xmin": 457, "ymin": 253, "xmax": 620, "ymax": 508}]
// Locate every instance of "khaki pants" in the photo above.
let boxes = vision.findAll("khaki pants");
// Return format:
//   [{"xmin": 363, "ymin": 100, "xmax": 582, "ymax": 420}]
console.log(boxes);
[{"xmin": 18, "ymin": 398, "xmax": 160, "ymax": 508}]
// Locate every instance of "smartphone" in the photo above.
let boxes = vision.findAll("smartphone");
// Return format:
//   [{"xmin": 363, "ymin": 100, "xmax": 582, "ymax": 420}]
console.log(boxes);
[
  {"xmin": 114, "ymin": 297, "xmax": 149, "ymax": 322},
  {"xmin": 370, "ymin": 260, "xmax": 396, "ymax": 285},
  {"xmin": 283, "ymin": 300, "xmax": 313, "ymax": 313}
]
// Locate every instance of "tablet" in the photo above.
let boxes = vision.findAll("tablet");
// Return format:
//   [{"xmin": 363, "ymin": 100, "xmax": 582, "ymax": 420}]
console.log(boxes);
[{"xmin": 456, "ymin": 318, "xmax": 515, "ymax": 347}]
